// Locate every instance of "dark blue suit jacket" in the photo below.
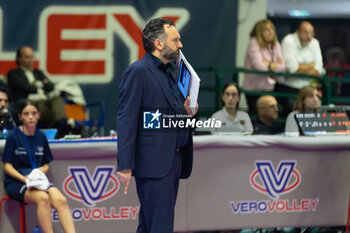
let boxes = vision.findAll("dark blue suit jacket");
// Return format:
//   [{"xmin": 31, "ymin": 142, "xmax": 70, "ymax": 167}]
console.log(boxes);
[
  {"xmin": 7, "ymin": 68, "xmax": 54, "ymax": 104},
  {"xmin": 117, "ymin": 53, "xmax": 193, "ymax": 179}
]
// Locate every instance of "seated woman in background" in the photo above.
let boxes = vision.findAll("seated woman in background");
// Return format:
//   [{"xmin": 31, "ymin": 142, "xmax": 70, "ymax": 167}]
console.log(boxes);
[
  {"xmin": 2, "ymin": 100, "xmax": 76, "ymax": 233},
  {"xmin": 243, "ymin": 19, "xmax": 285, "ymax": 114},
  {"xmin": 285, "ymin": 86, "xmax": 320, "ymax": 134},
  {"xmin": 211, "ymin": 82, "xmax": 253, "ymax": 134}
]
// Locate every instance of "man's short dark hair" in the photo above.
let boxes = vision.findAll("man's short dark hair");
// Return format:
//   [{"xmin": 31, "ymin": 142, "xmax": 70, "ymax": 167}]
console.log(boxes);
[
  {"xmin": 0, "ymin": 87, "xmax": 9, "ymax": 97},
  {"xmin": 0, "ymin": 87, "xmax": 10, "ymax": 101},
  {"xmin": 142, "ymin": 18, "xmax": 175, "ymax": 53}
]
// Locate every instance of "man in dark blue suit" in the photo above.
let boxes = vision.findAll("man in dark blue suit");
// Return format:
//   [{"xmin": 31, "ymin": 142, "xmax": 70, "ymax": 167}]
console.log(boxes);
[{"xmin": 116, "ymin": 18, "xmax": 198, "ymax": 233}]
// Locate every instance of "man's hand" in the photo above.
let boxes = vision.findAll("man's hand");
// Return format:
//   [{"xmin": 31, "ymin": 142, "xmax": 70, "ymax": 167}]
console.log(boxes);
[
  {"xmin": 117, "ymin": 169, "xmax": 132, "ymax": 194},
  {"xmin": 184, "ymin": 97, "xmax": 198, "ymax": 117}
]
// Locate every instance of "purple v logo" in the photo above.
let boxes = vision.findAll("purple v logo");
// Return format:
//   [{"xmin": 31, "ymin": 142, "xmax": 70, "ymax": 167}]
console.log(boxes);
[
  {"xmin": 250, "ymin": 160, "xmax": 301, "ymax": 199},
  {"xmin": 64, "ymin": 166, "xmax": 119, "ymax": 206}
]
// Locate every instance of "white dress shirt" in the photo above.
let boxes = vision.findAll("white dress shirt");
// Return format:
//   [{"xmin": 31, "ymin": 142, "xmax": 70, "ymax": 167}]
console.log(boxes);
[
  {"xmin": 281, "ymin": 33, "xmax": 325, "ymax": 89},
  {"xmin": 21, "ymin": 66, "xmax": 47, "ymax": 101}
]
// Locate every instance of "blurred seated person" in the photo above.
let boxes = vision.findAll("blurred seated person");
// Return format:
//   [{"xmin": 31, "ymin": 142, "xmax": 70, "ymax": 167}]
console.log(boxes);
[
  {"xmin": 211, "ymin": 82, "xmax": 253, "ymax": 134},
  {"xmin": 243, "ymin": 19, "xmax": 285, "ymax": 114},
  {"xmin": 0, "ymin": 87, "xmax": 16, "ymax": 130},
  {"xmin": 7, "ymin": 46, "xmax": 71, "ymax": 138},
  {"xmin": 253, "ymin": 95, "xmax": 283, "ymax": 135},
  {"xmin": 285, "ymin": 86, "xmax": 319, "ymax": 135},
  {"xmin": 325, "ymin": 46, "xmax": 350, "ymax": 97},
  {"xmin": 277, "ymin": 21, "xmax": 324, "ymax": 117}
]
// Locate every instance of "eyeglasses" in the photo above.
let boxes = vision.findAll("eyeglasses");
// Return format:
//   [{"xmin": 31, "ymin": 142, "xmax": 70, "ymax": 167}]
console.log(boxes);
[
  {"xmin": 258, "ymin": 104, "xmax": 279, "ymax": 110},
  {"xmin": 224, "ymin": 92, "xmax": 238, "ymax": 97},
  {"xmin": 268, "ymin": 104, "xmax": 278, "ymax": 109},
  {"xmin": 300, "ymin": 30, "xmax": 315, "ymax": 37},
  {"xmin": 22, "ymin": 111, "xmax": 38, "ymax": 117}
]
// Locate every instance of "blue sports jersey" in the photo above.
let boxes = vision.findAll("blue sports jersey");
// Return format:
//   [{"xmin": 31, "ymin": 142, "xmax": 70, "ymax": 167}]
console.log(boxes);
[{"xmin": 2, "ymin": 127, "xmax": 53, "ymax": 185}]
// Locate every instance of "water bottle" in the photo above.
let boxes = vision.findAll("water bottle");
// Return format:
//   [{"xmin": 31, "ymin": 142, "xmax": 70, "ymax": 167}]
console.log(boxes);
[
  {"xmin": 2, "ymin": 127, "xmax": 8, "ymax": 139},
  {"xmin": 33, "ymin": 226, "xmax": 42, "ymax": 233}
]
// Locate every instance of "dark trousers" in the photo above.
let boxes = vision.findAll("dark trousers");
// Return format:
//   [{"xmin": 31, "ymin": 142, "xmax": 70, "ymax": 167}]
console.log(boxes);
[
  {"xmin": 135, "ymin": 151, "xmax": 182, "ymax": 233},
  {"xmin": 37, "ymin": 96, "xmax": 66, "ymax": 127}
]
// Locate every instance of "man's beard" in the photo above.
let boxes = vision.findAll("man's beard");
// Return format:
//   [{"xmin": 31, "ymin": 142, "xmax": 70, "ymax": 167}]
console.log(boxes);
[{"xmin": 160, "ymin": 44, "xmax": 179, "ymax": 61}]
